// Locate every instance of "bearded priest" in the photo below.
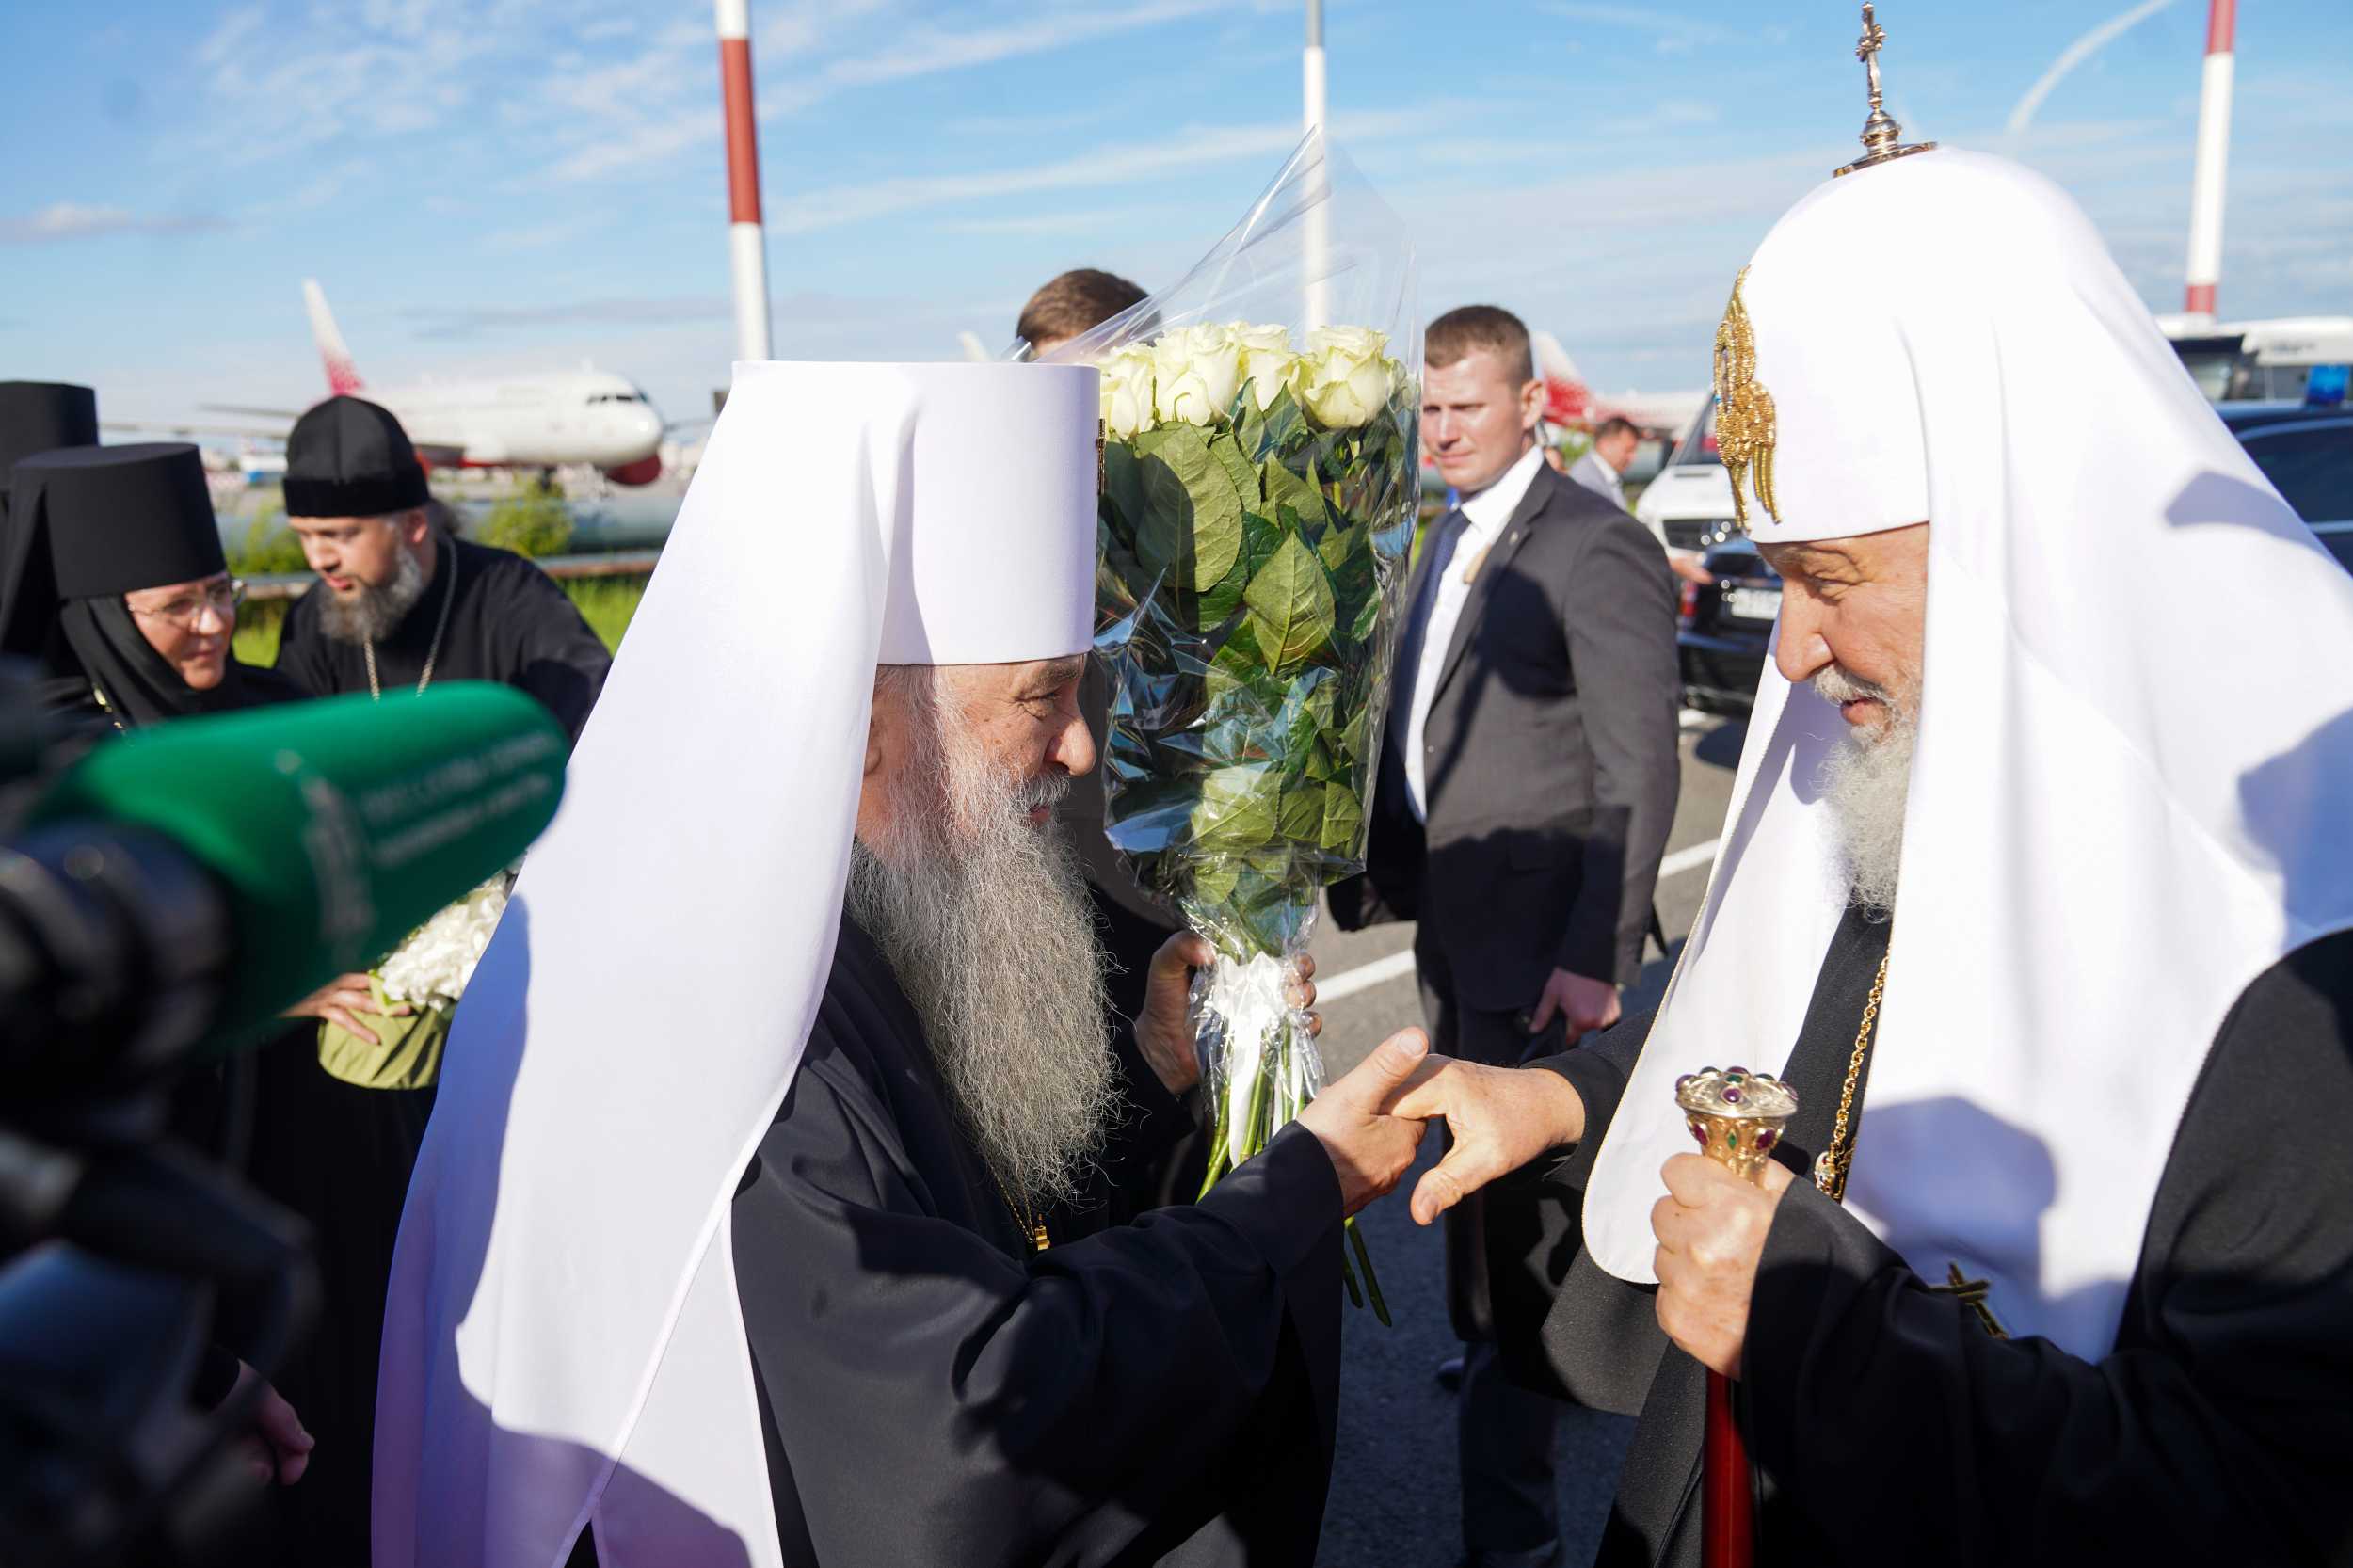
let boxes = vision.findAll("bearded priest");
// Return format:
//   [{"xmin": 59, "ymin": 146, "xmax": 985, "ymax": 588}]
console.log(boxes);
[
  {"xmin": 373, "ymin": 360, "xmax": 1430, "ymax": 1568},
  {"xmin": 1387, "ymin": 127, "xmax": 2353, "ymax": 1568}
]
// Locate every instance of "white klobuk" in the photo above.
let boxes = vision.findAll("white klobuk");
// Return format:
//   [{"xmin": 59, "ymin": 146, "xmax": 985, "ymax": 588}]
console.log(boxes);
[
  {"xmin": 1583, "ymin": 150, "xmax": 2353, "ymax": 1359},
  {"xmin": 373, "ymin": 360, "xmax": 1100, "ymax": 1568}
]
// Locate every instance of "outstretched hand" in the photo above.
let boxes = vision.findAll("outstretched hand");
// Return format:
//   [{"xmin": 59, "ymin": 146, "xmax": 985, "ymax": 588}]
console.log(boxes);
[
  {"xmin": 1385, "ymin": 1056, "xmax": 1589, "ymax": 1225},
  {"xmin": 1294, "ymin": 1029, "xmax": 1432, "ymax": 1216}
]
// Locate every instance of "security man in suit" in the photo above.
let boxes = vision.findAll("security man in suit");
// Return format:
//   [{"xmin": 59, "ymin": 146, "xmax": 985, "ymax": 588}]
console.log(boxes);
[{"xmin": 1336, "ymin": 304, "xmax": 1680, "ymax": 1568}]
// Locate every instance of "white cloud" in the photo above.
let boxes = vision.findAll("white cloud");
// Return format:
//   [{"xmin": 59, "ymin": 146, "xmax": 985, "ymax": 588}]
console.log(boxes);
[
  {"xmin": 824, "ymin": 0, "xmax": 1242, "ymax": 87},
  {"xmin": 773, "ymin": 107, "xmax": 1426, "ymax": 234},
  {"xmin": 0, "ymin": 202, "xmax": 227, "ymax": 244},
  {"xmin": 1535, "ymin": 3, "xmax": 1742, "ymax": 53}
]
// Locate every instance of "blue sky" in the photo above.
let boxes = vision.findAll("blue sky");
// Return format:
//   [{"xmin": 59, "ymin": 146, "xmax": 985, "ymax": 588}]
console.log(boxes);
[{"xmin": 6, "ymin": 0, "xmax": 2349, "ymax": 430}]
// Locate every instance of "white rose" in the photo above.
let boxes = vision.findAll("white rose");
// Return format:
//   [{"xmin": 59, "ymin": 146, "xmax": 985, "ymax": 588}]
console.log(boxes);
[
  {"xmin": 1151, "ymin": 324, "xmax": 1246, "ymax": 426},
  {"xmin": 1292, "ymin": 326, "xmax": 1400, "ymax": 429},
  {"xmin": 1232, "ymin": 323, "xmax": 1295, "ymax": 410},
  {"xmin": 1098, "ymin": 345, "xmax": 1156, "ymax": 439}
]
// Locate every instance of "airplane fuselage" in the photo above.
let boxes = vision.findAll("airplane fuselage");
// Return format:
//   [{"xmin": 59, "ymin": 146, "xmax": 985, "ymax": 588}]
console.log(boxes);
[{"xmin": 376, "ymin": 369, "xmax": 664, "ymax": 472}]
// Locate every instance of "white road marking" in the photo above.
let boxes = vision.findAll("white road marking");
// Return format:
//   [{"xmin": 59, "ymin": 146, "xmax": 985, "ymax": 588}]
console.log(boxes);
[
  {"xmin": 1315, "ymin": 837, "xmax": 1722, "ymax": 1001},
  {"xmin": 1657, "ymin": 836, "xmax": 1721, "ymax": 880},
  {"xmin": 1317, "ymin": 949, "xmax": 1418, "ymax": 1003}
]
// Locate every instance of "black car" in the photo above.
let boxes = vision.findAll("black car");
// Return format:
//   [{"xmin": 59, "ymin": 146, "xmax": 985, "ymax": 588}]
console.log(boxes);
[
  {"xmin": 1674, "ymin": 404, "xmax": 2353, "ymax": 714},
  {"xmin": 2221, "ymin": 404, "xmax": 2353, "ymax": 569},
  {"xmin": 1676, "ymin": 536, "xmax": 1781, "ymax": 714}
]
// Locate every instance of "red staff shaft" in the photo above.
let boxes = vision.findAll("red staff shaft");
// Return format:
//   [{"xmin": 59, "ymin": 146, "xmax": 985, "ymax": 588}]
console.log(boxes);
[{"xmin": 1702, "ymin": 1368, "xmax": 1755, "ymax": 1568}]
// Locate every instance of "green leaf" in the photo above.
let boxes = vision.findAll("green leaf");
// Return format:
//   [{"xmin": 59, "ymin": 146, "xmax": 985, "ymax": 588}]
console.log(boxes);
[
  {"xmin": 1266, "ymin": 456, "xmax": 1329, "ymax": 534},
  {"xmin": 1241, "ymin": 534, "xmax": 1337, "ymax": 675},
  {"xmin": 1209, "ymin": 430, "xmax": 1261, "ymax": 511},
  {"xmin": 1276, "ymin": 781, "xmax": 1325, "ymax": 846},
  {"xmin": 1132, "ymin": 424, "xmax": 1244, "ymax": 592},
  {"xmin": 1198, "ymin": 508, "xmax": 1283, "ymax": 628},
  {"xmin": 1192, "ymin": 860, "xmax": 1240, "ymax": 905},
  {"xmin": 1191, "ymin": 763, "xmax": 1280, "ymax": 854},
  {"xmin": 1320, "ymin": 781, "xmax": 1365, "ymax": 856},
  {"xmin": 1240, "ymin": 385, "xmax": 1306, "ymax": 462}
]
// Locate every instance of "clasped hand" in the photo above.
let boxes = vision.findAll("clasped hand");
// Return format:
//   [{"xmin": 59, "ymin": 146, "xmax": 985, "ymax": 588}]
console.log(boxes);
[{"xmin": 1375, "ymin": 1055, "xmax": 1790, "ymax": 1377}]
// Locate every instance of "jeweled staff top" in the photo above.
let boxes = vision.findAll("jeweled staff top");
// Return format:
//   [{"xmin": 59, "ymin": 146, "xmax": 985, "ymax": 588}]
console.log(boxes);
[
  {"xmin": 1675, "ymin": 1065, "xmax": 1799, "ymax": 1184},
  {"xmin": 1835, "ymin": 3, "xmax": 1938, "ymax": 178}
]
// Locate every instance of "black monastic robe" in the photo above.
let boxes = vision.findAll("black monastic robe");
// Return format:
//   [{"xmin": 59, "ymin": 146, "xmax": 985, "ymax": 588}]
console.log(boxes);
[
  {"xmin": 274, "ymin": 534, "xmax": 612, "ymax": 742},
  {"xmin": 1492, "ymin": 910, "xmax": 2353, "ymax": 1566},
  {"xmin": 728, "ymin": 916, "xmax": 1345, "ymax": 1567}
]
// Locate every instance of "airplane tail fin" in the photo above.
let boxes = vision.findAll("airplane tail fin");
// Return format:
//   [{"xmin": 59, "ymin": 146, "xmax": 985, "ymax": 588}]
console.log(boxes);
[
  {"xmin": 303, "ymin": 279, "xmax": 365, "ymax": 395},
  {"xmin": 1529, "ymin": 328, "xmax": 1591, "ymax": 426}
]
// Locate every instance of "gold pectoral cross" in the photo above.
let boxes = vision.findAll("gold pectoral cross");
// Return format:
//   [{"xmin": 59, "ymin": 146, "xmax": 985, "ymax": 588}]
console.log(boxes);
[{"xmin": 1927, "ymin": 1262, "xmax": 2009, "ymax": 1339}]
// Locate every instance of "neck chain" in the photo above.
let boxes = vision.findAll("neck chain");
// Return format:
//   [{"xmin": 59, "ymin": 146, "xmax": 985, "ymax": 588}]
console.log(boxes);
[
  {"xmin": 364, "ymin": 539, "xmax": 458, "ymax": 701},
  {"xmin": 90, "ymin": 683, "xmax": 127, "ymax": 733},
  {"xmin": 988, "ymin": 1168, "xmax": 1050, "ymax": 1255},
  {"xmin": 1812, "ymin": 947, "xmax": 1891, "ymax": 1203}
]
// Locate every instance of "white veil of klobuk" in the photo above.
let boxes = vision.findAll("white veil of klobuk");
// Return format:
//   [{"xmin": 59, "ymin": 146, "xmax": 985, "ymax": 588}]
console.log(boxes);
[
  {"xmin": 1582, "ymin": 149, "xmax": 2353, "ymax": 1359},
  {"xmin": 372, "ymin": 360, "xmax": 1101, "ymax": 1568}
]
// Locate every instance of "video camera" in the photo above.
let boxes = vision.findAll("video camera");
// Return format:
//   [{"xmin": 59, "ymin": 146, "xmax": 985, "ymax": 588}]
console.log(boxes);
[{"xmin": 0, "ymin": 671, "xmax": 567, "ymax": 1566}]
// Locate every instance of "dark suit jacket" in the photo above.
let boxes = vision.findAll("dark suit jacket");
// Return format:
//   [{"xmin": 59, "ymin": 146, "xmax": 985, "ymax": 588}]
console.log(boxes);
[{"xmin": 1335, "ymin": 459, "xmax": 1679, "ymax": 1008}]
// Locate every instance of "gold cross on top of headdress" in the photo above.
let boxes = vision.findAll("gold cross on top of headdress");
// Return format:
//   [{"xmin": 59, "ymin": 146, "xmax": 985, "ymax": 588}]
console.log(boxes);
[
  {"xmin": 1835, "ymin": 3, "xmax": 1938, "ymax": 177},
  {"xmin": 1857, "ymin": 4, "xmax": 1888, "ymax": 98}
]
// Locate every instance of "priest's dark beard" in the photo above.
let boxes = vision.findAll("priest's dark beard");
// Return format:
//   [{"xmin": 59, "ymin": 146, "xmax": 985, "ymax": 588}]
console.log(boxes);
[
  {"xmin": 314, "ymin": 541, "xmax": 427, "ymax": 645},
  {"xmin": 846, "ymin": 670, "xmax": 1114, "ymax": 1216},
  {"xmin": 1813, "ymin": 664, "xmax": 1918, "ymax": 919}
]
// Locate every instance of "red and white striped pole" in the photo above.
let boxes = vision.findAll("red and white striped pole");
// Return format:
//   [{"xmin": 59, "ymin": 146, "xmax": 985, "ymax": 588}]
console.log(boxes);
[
  {"xmin": 2183, "ymin": 0, "xmax": 2234, "ymax": 319},
  {"xmin": 716, "ymin": 0, "xmax": 773, "ymax": 362}
]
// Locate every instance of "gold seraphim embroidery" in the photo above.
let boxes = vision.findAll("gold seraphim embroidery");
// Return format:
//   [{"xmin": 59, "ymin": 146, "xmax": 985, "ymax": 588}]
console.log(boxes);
[{"xmin": 1712, "ymin": 267, "xmax": 1779, "ymax": 530}]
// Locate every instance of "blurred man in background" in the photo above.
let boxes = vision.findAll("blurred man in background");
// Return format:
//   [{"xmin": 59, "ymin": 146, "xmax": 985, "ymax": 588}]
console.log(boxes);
[
  {"xmin": 275, "ymin": 395, "xmax": 612, "ymax": 744},
  {"xmin": 1018, "ymin": 266, "xmax": 1147, "ymax": 360},
  {"xmin": 1336, "ymin": 304, "xmax": 1679, "ymax": 1568},
  {"xmin": 1568, "ymin": 416, "xmax": 1641, "ymax": 511}
]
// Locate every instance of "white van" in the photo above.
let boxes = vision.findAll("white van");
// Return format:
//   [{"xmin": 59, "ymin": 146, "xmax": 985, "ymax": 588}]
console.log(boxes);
[{"xmin": 1632, "ymin": 402, "xmax": 1740, "ymax": 560}]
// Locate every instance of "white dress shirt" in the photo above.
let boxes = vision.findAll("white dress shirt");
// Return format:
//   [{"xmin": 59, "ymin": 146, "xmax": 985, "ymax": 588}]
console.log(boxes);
[
  {"xmin": 1567, "ymin": 447, "xmax": 1627, "ymax": 511},
  {"xmin": 1402, "ymin": 442, "xmax": 1546, "ymax": 821}
]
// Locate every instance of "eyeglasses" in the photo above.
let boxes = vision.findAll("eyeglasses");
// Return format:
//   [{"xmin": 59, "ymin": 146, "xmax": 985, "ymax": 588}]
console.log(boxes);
[{"xmin": 128, "ymin": 579, "xmax": 247, "ymax": 630}]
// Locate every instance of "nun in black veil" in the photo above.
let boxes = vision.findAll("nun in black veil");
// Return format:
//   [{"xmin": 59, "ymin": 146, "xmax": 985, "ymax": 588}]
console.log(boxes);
[{"xmin": 4, "ymin": 439, "xmax": 431, "ymax": 1565}]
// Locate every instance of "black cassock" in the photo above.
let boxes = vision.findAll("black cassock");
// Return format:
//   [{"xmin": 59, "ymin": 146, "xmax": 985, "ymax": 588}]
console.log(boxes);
[
  {"xmin": 274, "ymin": 534, "xmax": 612, "ymax": 742},
  {"xmin": 727, "ymin": 916, "xmax": 1345, "ymax": 1567},
  {"xmin": 1490, "ymin": 909, "xmax": 2353, "ymax": 1567}
]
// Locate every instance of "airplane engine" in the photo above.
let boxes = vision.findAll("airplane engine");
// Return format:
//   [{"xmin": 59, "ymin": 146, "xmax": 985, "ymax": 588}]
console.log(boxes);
[{"xmin": 602, "ymin": 455, "xmax": 663, "ymax": 487}]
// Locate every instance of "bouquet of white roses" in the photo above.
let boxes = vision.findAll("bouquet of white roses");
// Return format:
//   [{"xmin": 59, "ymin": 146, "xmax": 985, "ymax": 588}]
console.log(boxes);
[
  {"xmin": 1069, "ymin": 135, "xmax": 1418, "ymax": 1320},
  {"xmin": 316, "ymin": 872, "xmax": 513, "ymax": 1090},
  {"xmin": 377, "ymin": 873, "xmax": 514, "ymax": 1008}
]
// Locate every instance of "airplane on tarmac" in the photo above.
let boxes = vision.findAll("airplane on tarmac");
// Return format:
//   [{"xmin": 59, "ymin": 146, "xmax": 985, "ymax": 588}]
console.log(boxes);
[{"xmin": 117, "ymin": 280, "xmax": 671, "ymax": 487}]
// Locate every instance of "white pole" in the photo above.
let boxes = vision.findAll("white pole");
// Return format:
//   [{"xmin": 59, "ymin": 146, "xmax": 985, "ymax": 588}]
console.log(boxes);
[
  {"xmin": 1303, "ymin": 0, "xmax": 1331, "ymax": 332},
  {"xmin": 716, "ymin": 0, "xmax": 773, "ymax": 362},
  {"xmin": 2183, "ymin": 0, "xmax": 2234, "ymax": 320}
]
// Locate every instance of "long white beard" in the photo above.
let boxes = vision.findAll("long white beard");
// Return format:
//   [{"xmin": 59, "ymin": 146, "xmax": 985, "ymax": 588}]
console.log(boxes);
[
  {"xmin": 1812, "ymin": 664, "xmax": 1919, "ymax": 918},
  {"xmin": 316, "ymin": 541, "xmax": 427, "ymax": 645},
  {"xmin": 846, "ymin": 674, "xmax": 1114, "ymax": 1214}
]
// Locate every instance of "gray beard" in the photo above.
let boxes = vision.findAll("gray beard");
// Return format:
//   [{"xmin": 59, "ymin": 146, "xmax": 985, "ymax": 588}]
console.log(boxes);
[
  {"xmin": 1812, "ymin": 665, "xmax": 1918, "ymax": 919},
  {"xmin": 845, "ymin": 673, "xmax": 1114, "ymax": 1215},
  {"xmin": 314, "ymin": 542, "xmax": 427, "ymax": 645}
]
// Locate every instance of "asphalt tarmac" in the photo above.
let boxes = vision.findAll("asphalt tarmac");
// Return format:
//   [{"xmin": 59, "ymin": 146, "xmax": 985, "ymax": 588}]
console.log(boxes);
[{"xmin": 1305, "ymin": 712, "xmax": 1748, "ymax": 1567}]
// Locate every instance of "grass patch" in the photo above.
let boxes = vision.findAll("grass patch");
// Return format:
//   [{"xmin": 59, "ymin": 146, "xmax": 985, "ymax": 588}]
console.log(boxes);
[{"xmin": 228, "ymin": 572, "xmax": 649, "ymax": 670}]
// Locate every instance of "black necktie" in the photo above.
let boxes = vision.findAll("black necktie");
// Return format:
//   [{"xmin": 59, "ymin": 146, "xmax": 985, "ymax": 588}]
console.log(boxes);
[{"xmin": 1389, "ymin": 507, "xmax": 1470, "ymax": 736}]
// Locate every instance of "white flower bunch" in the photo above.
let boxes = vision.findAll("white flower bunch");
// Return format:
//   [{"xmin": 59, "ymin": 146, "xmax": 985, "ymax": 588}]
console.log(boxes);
[
  {"xmin": 377, "ymin": 873, "xmax": 514, "ymax": 1009},
  {"xmin": 1098, "ymin": 323, "xmax": 1403, "ymax": 439}
]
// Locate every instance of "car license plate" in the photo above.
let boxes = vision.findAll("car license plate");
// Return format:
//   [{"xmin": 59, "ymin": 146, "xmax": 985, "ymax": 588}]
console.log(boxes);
[{"xmin": 1727, "ymin": 586, "xmax": 1782, "ymax": 623}]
